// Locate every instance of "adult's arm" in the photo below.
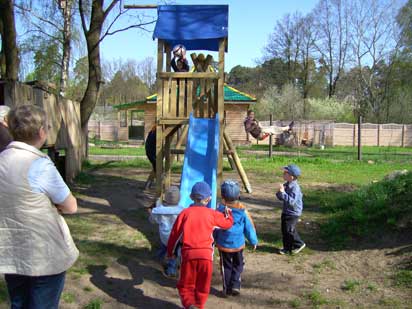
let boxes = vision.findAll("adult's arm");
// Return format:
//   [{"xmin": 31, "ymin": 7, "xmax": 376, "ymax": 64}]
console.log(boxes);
[{"xmin": 56, "ymin": 193, "xmax": 77, "ymax": 214}]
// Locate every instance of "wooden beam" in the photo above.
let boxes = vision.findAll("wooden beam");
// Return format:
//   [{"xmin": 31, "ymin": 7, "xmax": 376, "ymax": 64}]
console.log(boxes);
[
  {"xmin": 223, "ymin": 129, "xmax": 252, "ymax": 193},
  {"xmin": 217, "ymin": 38, "xmax": 226, "ymax": 191},
  {"xmin": 158, "ymin": 72, "xmax": 219, "ymax": 79},
  {"xmin": 158, "ymin": 118, "xmax": 189, "ymax": 125},
  {"xmin": 156, "ymin": 39, "xmax": 164, "ymax": 196},
  {"xmin": 124, "ymin": 4, "xmax": 157, "ymax": 9},
  {"xmin": 170, "ymin": 148, "xmax": 233, "ymax": 155}
]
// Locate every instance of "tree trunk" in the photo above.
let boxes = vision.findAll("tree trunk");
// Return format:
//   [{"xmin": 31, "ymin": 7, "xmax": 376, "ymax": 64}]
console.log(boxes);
[
  {"xmin": 59, "ymin": 0, "xmax": 73, "ymax": 97},
  {"xmin": 0, "ymin": 0, "xmax": 18, "ymax": 81},
  {"xmin": 80, "ymin": 0, "xmax": 105, "ymax": 129},
  {"xmin": 0, "ymin": 18, "xmax": 6, "ymax": 78}
]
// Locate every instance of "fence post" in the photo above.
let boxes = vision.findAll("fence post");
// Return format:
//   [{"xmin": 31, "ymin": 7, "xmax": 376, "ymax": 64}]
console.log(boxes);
[
  {"xmin": 402, "ymin": 124, "xmax": 405, "ymax": 147},
  {"xmin": 269, "ymin": 114, "xmax": 273, "ymax": 158},
  {"xmin": 377, "ymin": 124, "xmax": 380, "ymax": 146},
  {"xmin": 353, "ymin": 123, "xmax": 356, "ymax": 147},
  {"xmin": 358, "ymin": 115, "xmax": 362, "ymax": 161}
]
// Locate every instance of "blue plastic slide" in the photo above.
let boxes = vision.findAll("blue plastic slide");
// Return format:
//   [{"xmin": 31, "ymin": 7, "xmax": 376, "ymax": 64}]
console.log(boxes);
[{"xmin": 180, "ymin": 113, "xmax": 220, "ymax": 209}]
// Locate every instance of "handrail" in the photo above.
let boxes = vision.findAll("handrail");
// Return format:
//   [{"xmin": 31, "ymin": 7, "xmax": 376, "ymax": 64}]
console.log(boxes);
[{"xmin": 158, "ymin": 72, "xmax": 219, "ymax": 79}]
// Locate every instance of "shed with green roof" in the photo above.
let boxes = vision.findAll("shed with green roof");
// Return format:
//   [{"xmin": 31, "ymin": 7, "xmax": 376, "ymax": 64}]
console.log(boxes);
[{"xmin": 112, "ymin": 84, "xmax": 256, "ymax": 144}]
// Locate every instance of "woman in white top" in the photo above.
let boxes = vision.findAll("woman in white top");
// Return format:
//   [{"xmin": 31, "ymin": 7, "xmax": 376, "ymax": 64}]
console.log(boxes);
[{"xmin": 0, "ymin": 105, "xmax": 79, "ymax": 309}]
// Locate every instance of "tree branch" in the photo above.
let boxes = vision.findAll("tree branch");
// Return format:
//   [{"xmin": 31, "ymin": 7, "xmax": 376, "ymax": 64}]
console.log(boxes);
[
  {"xmin": 99, "ymin": 20, "xmax": 155, "ymax": 45},
  {"xmin": 78, "ymin": 0, "xmax": 88, "ymax": 34},
  {"xmin": 14, "ymin": 3, "xmax": 63, "ymax": 32}
]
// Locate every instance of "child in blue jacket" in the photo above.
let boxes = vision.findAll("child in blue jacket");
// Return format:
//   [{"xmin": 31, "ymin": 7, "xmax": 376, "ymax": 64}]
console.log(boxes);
[
  {"xmin": 276, "ymin": 164, "xmax": 305, "ymax": 255},
  {"xmin": 214, "ymin": 180, "xmax": 258, "ymax": 296},
  {"xmin": 149, "ymin": 186, "xmax": 183, "ymax": 277}
]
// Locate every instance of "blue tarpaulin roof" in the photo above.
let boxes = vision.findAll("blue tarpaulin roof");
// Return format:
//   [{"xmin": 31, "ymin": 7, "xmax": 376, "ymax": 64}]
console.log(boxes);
[{"xmin": 153, "ymin": 5, "xmax": 228, "ymax": 52}]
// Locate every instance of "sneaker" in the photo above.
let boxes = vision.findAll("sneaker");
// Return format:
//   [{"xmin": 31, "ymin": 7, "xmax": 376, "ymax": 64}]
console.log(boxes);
[
  {"xmin": 292, "ymin": 243, "xmax": 306, "ymax": 255},
  {"xmin": 231, "ymin": 288, "xmax": 240, "ymax": 296},
  {"xmin": 162, "ymin": 268, "xmax": 177, "ymax": 279},
  {"xmin": 278, "ymin": 248, "xmax": 290, "ymax": 255}
]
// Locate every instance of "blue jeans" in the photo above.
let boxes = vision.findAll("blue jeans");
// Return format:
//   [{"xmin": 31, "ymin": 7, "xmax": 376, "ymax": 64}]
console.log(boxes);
[
  {"xmin": 5, "ymin": 272, "xmax": 66, "ymax": 309},
  {"xmin": 165, "ymin": 257, "xmax": 177, "ymax": 275}
]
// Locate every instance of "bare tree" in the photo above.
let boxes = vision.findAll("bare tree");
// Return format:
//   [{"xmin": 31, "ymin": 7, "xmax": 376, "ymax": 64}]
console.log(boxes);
[
  {"xmin": 348, "ymin": 0, "xmax": 402, "ymax": 120},
  {"xmin": 313, "ymin": 0, "xmax": 350, "ymax": 97},
  {"xmin": 265, "ymin": 12, "xmax": 304, "ymax": 85},
  {"xmin": 78, "ymin": 0, "xmax": 155, "ymax": 129},
  {"xmin": 0, "ymin": 0, "xmax": 18, "ymax": 80},
  {"xmin": 299, "ymin": 14, "xmax": 318, "ymax": 116}
]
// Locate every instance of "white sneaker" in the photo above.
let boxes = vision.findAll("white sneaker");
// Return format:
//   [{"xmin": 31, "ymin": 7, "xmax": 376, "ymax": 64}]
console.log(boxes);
[{"xmin": 292, "ymin": 243, "xmax": 306, "ymax": 254}]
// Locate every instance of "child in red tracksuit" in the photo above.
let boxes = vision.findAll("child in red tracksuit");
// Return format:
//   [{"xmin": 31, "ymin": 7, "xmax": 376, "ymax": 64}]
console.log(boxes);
[{"xmin": 167, "ymin": 181, "xmax": 234, "ymax": 309}]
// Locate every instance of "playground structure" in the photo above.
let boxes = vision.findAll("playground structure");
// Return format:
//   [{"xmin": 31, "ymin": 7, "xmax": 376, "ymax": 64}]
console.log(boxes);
[
  {"xmin": 142, "ymin": 5, "xmax": 252, "ymax": 205},
  {"xmin": 0, "ymin": 81, "xmax": 83, "ymax": 181}
]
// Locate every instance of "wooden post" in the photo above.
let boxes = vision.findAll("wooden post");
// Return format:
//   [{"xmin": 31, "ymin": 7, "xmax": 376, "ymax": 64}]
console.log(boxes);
[
  {"xmin": 164, "ymin": 133, "xmax": 172, "ymax": 189},
  {"xmin": 269, "ymin": 114, "xmax": 273, "ymax": 158},
  {"xmin": 222, "ymin": 136, "xmax": 235, "ymax": 170},
  {"xmin": 156, "ymin": 40, "xmax": 164, "ymax": 196},
  {"xmin": 217, "ymin": 38, "xmax": 225, "ymax": 190},
  {"xmin": 353, "ymin": 123, "xmax": 356, "ymax": 147},
  {"xmin": 224, "ymin": 130, "xmax": 252, "ymax": 193},
  {"xmin": 377, "ymin": 124, "xmax": 380, "ymax": 146},
  {"xmin": 401, "ymin": 124, "xmax": 405, "ymax": 147},
  {"xmin": 358, "ymin": 115, "xmax": 362, "ymax": 160},
  {"xmin": 165, "ymin": 43, "xmax": 171, "ymax": 72}
]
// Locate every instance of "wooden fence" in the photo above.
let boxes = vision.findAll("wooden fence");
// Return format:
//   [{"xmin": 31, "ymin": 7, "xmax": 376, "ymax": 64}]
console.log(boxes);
[
  {"xmin": 1, "ymin": 81, "xmax": 83, "ymax": 181},
  {"xmin": 255, "ymin": 121, "xmax": 412, "ymax": 147}
]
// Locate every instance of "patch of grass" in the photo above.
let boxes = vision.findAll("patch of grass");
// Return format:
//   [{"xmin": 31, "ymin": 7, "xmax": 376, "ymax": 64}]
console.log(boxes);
[
  {"xmin": 366, "ymin": 282, "xmax": 378, "ymax": 292},
  {"xmin": 321, "ymin": 172, "xmax": 412, "ymax": 246},
  {"xmin": 84, "ymin": 298, "xmax": 104, "ymax": 309},
  {"xmin": 61, "ymin": 292, "xmax": 76, "ymax": 303},
  {"xmin": 289, "ymin": 298, "xmax": 301, "ymax": 308},
  {"xmin": 305, "ymin": 289, "xmax": 328, "ymax": 307},
  {"xmin": 312, "ymin": 259, "xmax": 336, "ymax": 273},
  {"xmin": 393, "ymin": 269, "xmax": 412, "ymax": 288},
  {"xmin": 83, "ymin": 286, "xmax": 93, "ymax": 292},
  {"xmin": 378, "ymin": 297, "xmax": 401, "ymax": 307},
  {"xmin": 89, "ymin": 146, "xmax": 145, "ymax": 156},
  {"xmin": 75, "ymin": 171, "xmax": 97, "ymax": 185},
  {"xmin": 341, "ymin": 279, "xmax": 361, "ymax": 292},
  {"xmin": 0, "ymin": 279, "xmax": 8, "ymax": 304}
]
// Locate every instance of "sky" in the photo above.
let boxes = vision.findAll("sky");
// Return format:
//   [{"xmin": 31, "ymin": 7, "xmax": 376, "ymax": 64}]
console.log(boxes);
[{"xmin": 100, "ymin": 0, "xmax": 319, "ymax": 71}]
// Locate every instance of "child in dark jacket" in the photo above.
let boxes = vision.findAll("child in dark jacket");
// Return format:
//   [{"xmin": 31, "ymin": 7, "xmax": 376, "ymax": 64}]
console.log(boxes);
[
  {"xmin": 276, "ymin": 164, "xmax": 305, "ymax": 255},
  {"xmin": 167, "ymin": 181, "xmax": 233, "ymax": 309},
  {"xmin": 214, "ymin": 180, "xmax": 258, "ymax": 296}
]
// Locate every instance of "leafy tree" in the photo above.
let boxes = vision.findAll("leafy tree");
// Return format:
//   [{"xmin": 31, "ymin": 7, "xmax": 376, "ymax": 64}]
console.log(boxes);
[
  {"xmin": 258, "ymin": 83, "xmax": 304, "ymax": 120},
  {"xmin": 25, "ymin": 38, "xmax": 61, "ymax": 84}
]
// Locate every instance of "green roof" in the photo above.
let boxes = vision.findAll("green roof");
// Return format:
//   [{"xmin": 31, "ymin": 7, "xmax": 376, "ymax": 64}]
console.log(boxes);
[{"xmin": 113, "ymin": 84, "xmax": 256, "ymax": 110}]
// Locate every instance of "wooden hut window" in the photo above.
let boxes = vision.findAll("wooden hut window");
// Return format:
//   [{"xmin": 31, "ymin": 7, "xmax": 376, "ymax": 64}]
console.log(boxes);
[{"xmin": 120, "ymin": 111, "xmax": 127, "ymax": 127}]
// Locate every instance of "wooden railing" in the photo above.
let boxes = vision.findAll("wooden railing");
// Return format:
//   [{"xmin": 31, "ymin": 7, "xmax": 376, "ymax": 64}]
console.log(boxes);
[{"xmin": 157, "ymin": 72, "xmax": 219, "ymax": 123}]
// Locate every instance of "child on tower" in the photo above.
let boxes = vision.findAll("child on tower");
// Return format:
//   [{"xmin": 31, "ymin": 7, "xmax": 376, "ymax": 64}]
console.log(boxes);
[
  {"xmin": 214, "ymin": 179, "xmax": 258, "ymax": 296},
  {"xmin": 167, "ymin": 181, "xmax": 233, "ymax": 309}
]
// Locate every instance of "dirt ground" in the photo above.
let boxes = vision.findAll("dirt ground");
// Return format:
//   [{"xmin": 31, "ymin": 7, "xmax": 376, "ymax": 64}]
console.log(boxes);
[{"xmin": 43, "ymin": 167, "xmax": 412, "ymax": 308}]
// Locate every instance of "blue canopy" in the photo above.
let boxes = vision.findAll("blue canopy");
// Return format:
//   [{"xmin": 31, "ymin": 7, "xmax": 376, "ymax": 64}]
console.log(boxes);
[{"xmin": 153, "ymin": 5, "xmax": 228, "ymax": 52}]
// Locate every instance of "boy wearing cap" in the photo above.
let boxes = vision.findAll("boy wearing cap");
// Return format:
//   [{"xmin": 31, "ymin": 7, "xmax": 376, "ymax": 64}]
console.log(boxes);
[
  {"xmin": 276, "ymin": 164, "xmax": 305, "ymax": 255},
  {"xmin": 149, "ymin": 186, "xmax": 183, "ymax": 277},
  {"xmin": 214, "ymin": 180, "xmax": 258, "ymax": 296},
  {"xmin": 167, "ymin": 181, "xmax": 233, "ymax": 309}
]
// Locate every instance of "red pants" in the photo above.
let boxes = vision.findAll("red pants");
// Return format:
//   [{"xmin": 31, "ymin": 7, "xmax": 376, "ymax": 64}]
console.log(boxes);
[{"xmin": 177, "ymin": 259, "xmax": 213, "ymax": 309}]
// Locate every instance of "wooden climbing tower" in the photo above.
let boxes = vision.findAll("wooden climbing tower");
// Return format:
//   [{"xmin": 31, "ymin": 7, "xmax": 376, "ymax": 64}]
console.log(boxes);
[{"xmin": 128, "ymin": 4, "xmax": 252, "ymax": 196}]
